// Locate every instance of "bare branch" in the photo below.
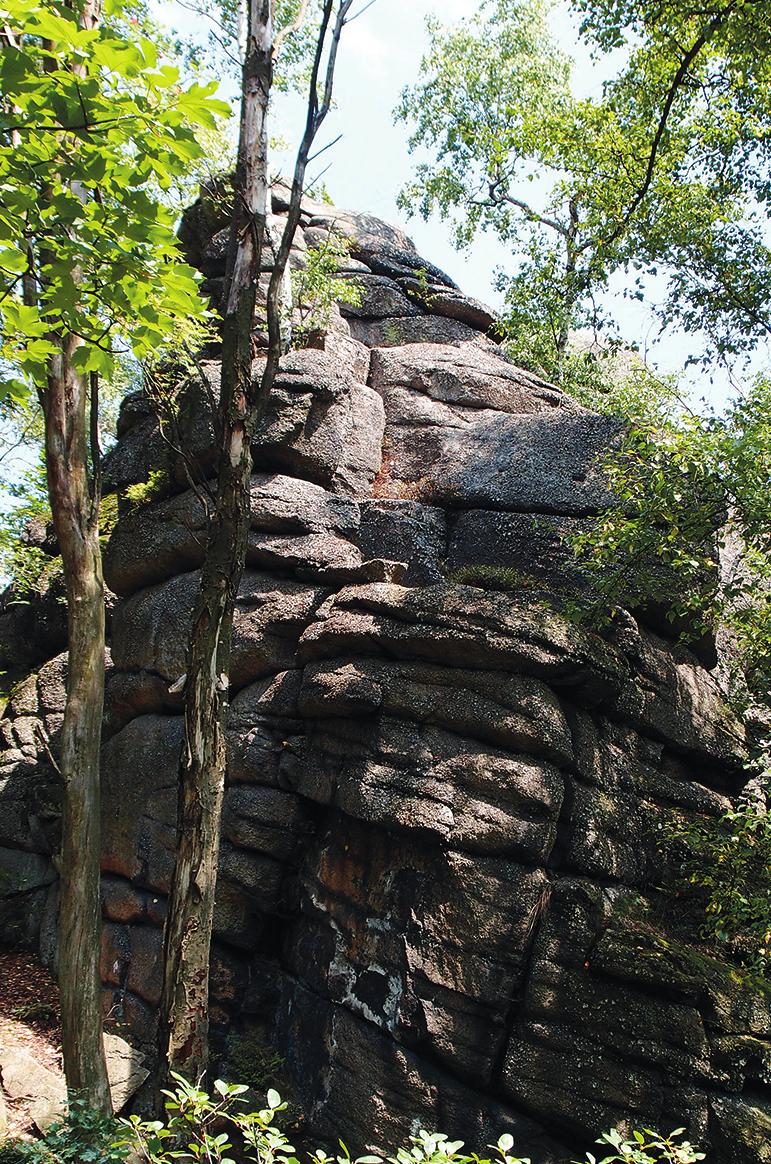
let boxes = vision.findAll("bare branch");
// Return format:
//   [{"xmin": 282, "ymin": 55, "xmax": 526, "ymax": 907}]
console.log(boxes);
[
  {"xmin": 273, "ymin": 0, "xmax": 312, "ymax": 55},
  {"xmin": 345, "ymin": 0, "xmax": 377, "ymax": 23},
  {"xmin": 173, "ymin": 0, "xmax": 242, "ymax": 66},
  {"xmin": 307, "ymin": 133, "xmax": 343, "ymax": 166}
]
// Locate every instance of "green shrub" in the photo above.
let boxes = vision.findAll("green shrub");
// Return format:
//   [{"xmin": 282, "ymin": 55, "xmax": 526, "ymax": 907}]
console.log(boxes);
[
  {"xmin": 292, "ymin": 234, "xmax": 363, "ymax": 344},
  {"xmin": 665, "ymin": 778, "xmax": 771, "ymax": 979},
  {"xmin": 117, "ymin": 1078, "xmax": 704, "ymax": 1164},
  {"xmin": 0, "ymin": 1142, "xmax": 29, "ymax": 1164},
  {"xmin": 3, "ymin": 1098, "xmax": 125, "ymax": 1164}
]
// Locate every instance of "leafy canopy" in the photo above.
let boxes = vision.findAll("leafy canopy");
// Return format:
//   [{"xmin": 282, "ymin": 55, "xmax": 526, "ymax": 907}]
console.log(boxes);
[
  {"xmin": 0, "ymin": 0, "xmax": 229, "ymax": 402},
  {"xmin": 396, "ymin": 0, "xmax": 771, "ymax": 380}
]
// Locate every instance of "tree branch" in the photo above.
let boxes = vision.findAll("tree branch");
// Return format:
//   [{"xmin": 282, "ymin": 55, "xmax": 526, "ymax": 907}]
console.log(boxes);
[
  {"xmin": 602, "ymin": 0, "xmax": 738, "ymax": 250},
  {"xmin": 273, "ymin": 0, "xmax": 312, "ymax": 55}
]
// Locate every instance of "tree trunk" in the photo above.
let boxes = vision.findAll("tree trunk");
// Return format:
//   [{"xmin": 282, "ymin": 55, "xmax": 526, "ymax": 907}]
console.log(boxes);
[
  {"xmin": 36, "ymin": 0, "xmax": 111, "ymax": 1114},
  {"xmin": 43, "ymin": 331, "xmax": 111, "ymax": 1113},
  {"xmin": 555, "ymin": 197, "xmax": 580, "ymax": 369},
  {"xmin": 157, "ymin": 0, "xmax": 275, "ymax": 1087},
  {"xmin": 158, "ymin": 0, "xmax": 354, "ymax": 1091}
]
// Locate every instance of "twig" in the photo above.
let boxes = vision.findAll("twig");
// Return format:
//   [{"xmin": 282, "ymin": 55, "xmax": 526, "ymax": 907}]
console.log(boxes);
[{"xmin": 35, "ymin": 724, "xmax": 62, "ymax": 778}]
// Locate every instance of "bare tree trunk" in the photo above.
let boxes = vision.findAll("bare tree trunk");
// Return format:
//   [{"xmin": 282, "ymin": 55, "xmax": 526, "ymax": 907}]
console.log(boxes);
[
  {"xmin": 158, "ymin": 0, "xmax": 358, "ymax": 1090},
  {"xmin": 158, "ymin": 0, "xmax": 275, "ymax": 1087},
  {"xmin": 42, "ymin": 334, "xmax": 110, "ymax": 1113}
]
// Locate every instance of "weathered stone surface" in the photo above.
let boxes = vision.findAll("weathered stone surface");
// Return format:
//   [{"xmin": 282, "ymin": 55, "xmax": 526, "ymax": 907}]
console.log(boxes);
[
  {"xmin": 276, "ymin": 987, "xmax": 571, "ymax": 1164},
  {"xmin": 102, "ymin": 409, "xmax": 171, "ymax": 498},
  {"xmin": 101, "ymin": 715, "xmax": 179, "ymax": 891},
  {"xmin": 102, "ymin": 919, "xmax": 164, "ymax": 1005},
  {"xmin": 358, "ymin": 500, "xmax": 447, "ymax": 584},
  {"xmin": 397, "ymin": 281, "xmax": 497, "ymax": 331},
  {"xmin": 0, "ymin": 1046, "xmax": 66, "ymax": 1132},
  {"xmin": 105, "ymin": 472, "xmax": 361, "ymax": 597},
  {"xmin": 381, "ymin": 411, "xmax": 622, "ymax": 514},
  {"xmin": 339, "ymin": 274, "xmax": 424, "ymax": 321},
  {"xmin": 223, "ymin": 785, "xmax": 310, "ymax": 860},
  {"xmin": 285, "ymin": 823, "xmax": 551, "ymax": 1080},
  {"xmin": 254, "ymin": 350, "xmax": 386, "ymax": 495},
  {"xmin": 109, "ymin": 570, "xmax": 325, "ymax": 713},
  {"xmin": 0, "ymin": 856, "xmax": 55, "ymax": 952},
  {"xmin": 502, "ymin": 1027, "xmax": 665, "ymax": 1139},
  {"xmin": 711, "ymin": 1095, "xmax": 771, "ymax": 1164},
  {"xmin": 0, "ymin": 1037, "xmax": 146, "ymax": 1130},
  {"xmin": 314, "ymin": 323, "xmax": 372, "ymax": 383},
  {"xmin": 370, "ymin": 342, "xmax": 565, "ymax": 416},
  {"xmin": 348, "ymin": 314, "xmax": 485, "ymax": 348},
  {"xmin": 447, "ymin": 510, "xmax": 588, "ymax": 594},
  {"xmin": 282, "ymin": 718, "xmax": 564, "ymax": 861},
  {"xmin": 305, "ymin": 208, "xmax": 419, "ymax": 256},
  {"xmin": 0, "ymin": 573, "xmax": 68, "ymax": 681},
  {"xmin": 297, "ymin": 583, "xmax": 628, "ymax": 706},
  {"xmin": 104, "ymin": 1033, "xmax": 150, "ymax": 1111},
  {"xmin": 297, "ymin": 658, "xmax": 573, "ymax": 764},
  {"xmin": 606, "ymin": 617, "xmax": 746, "ymax": 767}
]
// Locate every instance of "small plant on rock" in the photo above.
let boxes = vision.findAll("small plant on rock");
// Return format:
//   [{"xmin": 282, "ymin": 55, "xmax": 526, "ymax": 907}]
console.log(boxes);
[
  {"xmin": 292, "ymin": 234, "xmax": 363, "ymax": 345},
  {"xmin": 584, "ymin": 1127, "xmax": 705, "ymax": 1164}
]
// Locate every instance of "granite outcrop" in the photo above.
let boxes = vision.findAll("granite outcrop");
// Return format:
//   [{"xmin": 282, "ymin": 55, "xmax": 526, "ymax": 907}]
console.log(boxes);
[{"xmin": 1, "ymin": 187, "xmax": 768, "ymax": 1163}]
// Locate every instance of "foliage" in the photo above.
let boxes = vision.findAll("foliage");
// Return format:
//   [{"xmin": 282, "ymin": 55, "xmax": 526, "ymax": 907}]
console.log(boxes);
[
  {"xmin": 569, "ymin": 375, "xmax": 771, "ymax": 712},
  {"xmin": 118, "ymin": 1078, "xmax": 313, "ymax": 1164},
  {"xmin": 0, "ymin": 1145, "xmax": 27, "ymax": 1164},
  {"xmin": 181, "ymin": 0, "xmax": 324, "ymax": 88},
  {"xmin": 506, "ymin": 337, "xmax": 683, "ymax": 425},
  {"xmin": 0, "ymin": 458, "xmax": 58, "ymax": 596},
  {"xmin": 574, "ymin": 0, "xmax": 771, "ymax": 364},
  {"xmin": 567, "ymin": 370, "xmax": 770, "ymax": 976},
  {"xmin": 3, "ymin": 1097, "xmax": 126, "ymax": 1164},
  {"xmin": 117, "ymin": 1079, "xmax": 702, "ymax": 1164},
  {"xmin": 666, "ymin": 778, "xmax": 771, "ymax": 978},
  {"xmin": 585, "ymin": 1127, "xmax": 704, "ymax": 1164},
  {"xmin": 291, "ymin": 234, "xmax": 363, "ymax": 344},
  {"xmin": 0, "ymin": 0, "xmax": 229, "ymax": 404},
  {"xmin": 396, "ymin": 0, "xmax": 771, "ymax": 379}
]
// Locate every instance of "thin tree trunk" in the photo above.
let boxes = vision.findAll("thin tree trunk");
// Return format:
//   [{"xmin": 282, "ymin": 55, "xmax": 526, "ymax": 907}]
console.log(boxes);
[
  {"xmin": 555, "ymin": 197, "xmax": 580, "ymax": 367},
  {"xmin": 158, "ymin": 0, "xmax": 357, "ymax": 1090},
  {"xmin": 157, "ymin": 0, "xmax": 275, "ymax": 1086},
  {"xmin": 37, "ymin": 0, "xmax": 111, "ymax": 1114},
  {"xmin": 42, "ymin": 332, "xmax": 111, "ymax": 1113}
]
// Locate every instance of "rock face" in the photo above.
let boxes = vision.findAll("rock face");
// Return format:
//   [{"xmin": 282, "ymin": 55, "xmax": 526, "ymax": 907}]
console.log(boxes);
[{"xmin": 1, "ymin": 187, "xmax": 769, "ymax": 1161}]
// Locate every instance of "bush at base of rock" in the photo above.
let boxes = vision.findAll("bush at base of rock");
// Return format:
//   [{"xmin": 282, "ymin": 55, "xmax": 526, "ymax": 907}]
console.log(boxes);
[
  {"xmin": 118, "ymin": 1080, "xmax": 705, "ymax": 1164},
  {"xmin": 0, "ymin": 1077, "xmax": 687, "ymax": 1164},
  {"xmin": 0, "ymin": 1097, "xmax": 124, "ymax": 1163}
]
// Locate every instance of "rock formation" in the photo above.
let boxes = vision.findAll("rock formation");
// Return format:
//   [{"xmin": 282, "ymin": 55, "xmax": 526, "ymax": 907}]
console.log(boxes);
[{"xmin": 1, "ymin": 186, "xmax": 769, "ymax": 1162}]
